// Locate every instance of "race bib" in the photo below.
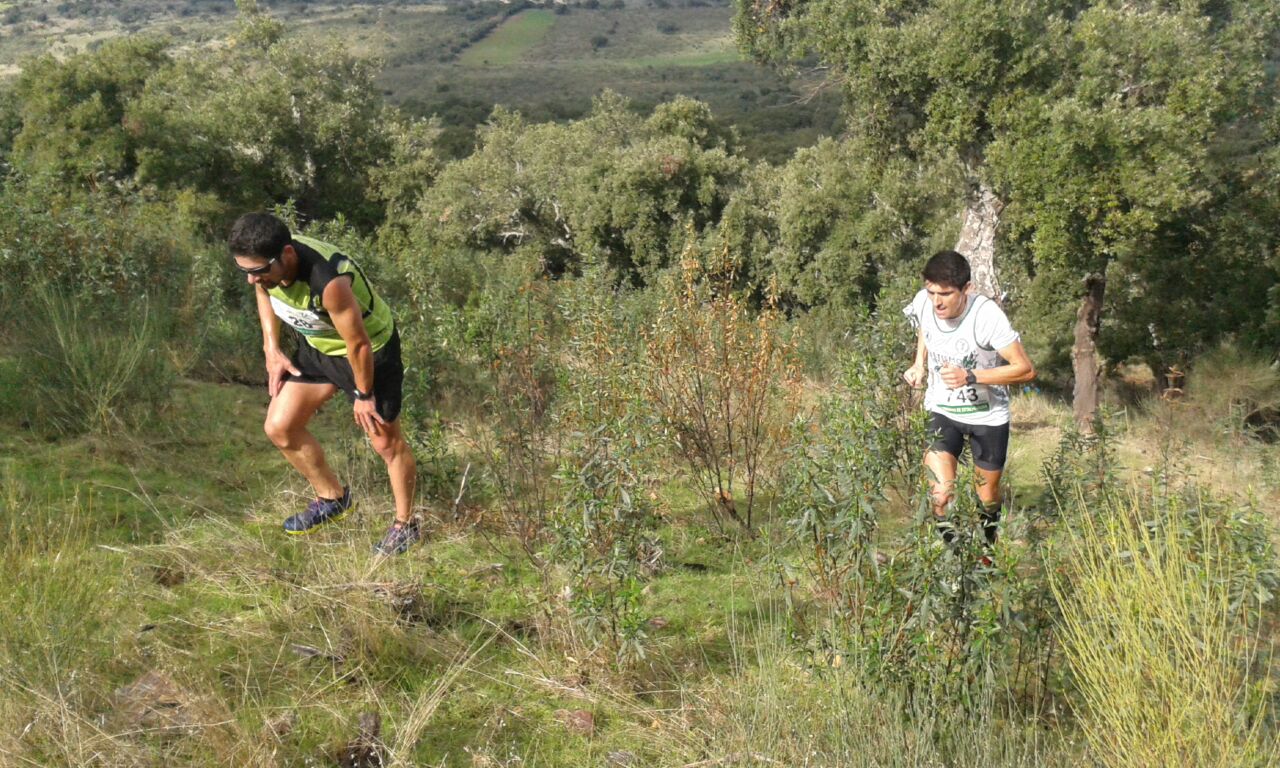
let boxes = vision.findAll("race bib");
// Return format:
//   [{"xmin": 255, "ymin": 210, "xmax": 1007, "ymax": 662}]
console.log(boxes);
[
  {"xmin": 270, "ymin": 296, "xmax": 335, "ymax": 337},
  {"xmin": 939, "ymin": 384, "xmax": 991, "ymax": 414}
]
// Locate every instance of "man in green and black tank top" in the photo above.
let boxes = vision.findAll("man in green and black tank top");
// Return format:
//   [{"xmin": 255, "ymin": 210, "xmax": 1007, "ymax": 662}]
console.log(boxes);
[{"xmin": 229, "ymin": 213, "xmax": 420, "ymax": 556}]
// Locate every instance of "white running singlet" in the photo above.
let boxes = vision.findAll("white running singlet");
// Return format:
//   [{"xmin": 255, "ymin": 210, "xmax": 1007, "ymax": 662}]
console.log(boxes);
[{"xmin": 903, "ymin": 289, "xmax": 1020, "ymax": 427}]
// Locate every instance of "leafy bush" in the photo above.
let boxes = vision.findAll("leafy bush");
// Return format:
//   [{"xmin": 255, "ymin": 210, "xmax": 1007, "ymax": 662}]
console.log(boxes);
[
  {"xmin": 782, "ymin": 308, "xmax": 927, "ymax": 605},
  {"xmin": 779, "ymin": 310, "xmax": 1036, "ymax": 702},
  {"xmin": 405, "ymin": 93, "xmax": 748, "ymax": 287},
  {"xmin": 8, "ymin": 36, "xmax": 171, "ymax": 184},
  {"xmin": 0, "ymin": 180, "xmax": 199, "ymax": 309},
  {"xmin": 483, "ymin": 276, "xmax": 565, "ymax": 551},
  {"xmin": 553, "ymin": 281, "xmax": 659, "ymax": 664},
  {"xmin": 0, "ymin": 178, "xmax": 261, "ymax": 391},
  {"xmin": 781, "ymin": 316, "xmax": 1280, "ymax": 743}
]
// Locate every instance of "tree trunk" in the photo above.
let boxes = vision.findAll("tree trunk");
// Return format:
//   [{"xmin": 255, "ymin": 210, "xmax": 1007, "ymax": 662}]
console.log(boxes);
[
  {"xmin": 954, "ymin": 180, "xmax": 1005, "ymax": 301},
  {"xmin": 1072, "ymin": 274, "xmax": 1107, "ymax": 430}
]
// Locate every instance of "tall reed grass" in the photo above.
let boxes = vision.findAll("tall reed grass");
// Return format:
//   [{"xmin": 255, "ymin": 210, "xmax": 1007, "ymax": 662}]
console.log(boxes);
[
  {"xmin": 1052, "ymin": 488, "xmax": 1279, "ymax": 767},
  {"xmin": 15, "ymin": 285, "xmax": 174, "ymax": 435}
]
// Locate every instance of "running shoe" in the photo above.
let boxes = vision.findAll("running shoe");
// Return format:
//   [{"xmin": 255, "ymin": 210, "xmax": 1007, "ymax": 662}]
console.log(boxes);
[
  {"xmin": 283, "ymin": 486, "xmax": 354, "ymax": 535},
  {"xmin": 373, "ymin": 519, "xmax": 421, "ymax": 556}
]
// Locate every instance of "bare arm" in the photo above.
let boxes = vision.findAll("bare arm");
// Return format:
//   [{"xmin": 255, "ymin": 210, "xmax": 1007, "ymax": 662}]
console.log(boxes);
[
  {"xmin": 903, "ymin": 328, "xmax": 928, "ymax": 388},
  {"xmin": 939, "ymin": 340, "xmax": 1036, "ymax": 388},
  {"xmin": 324, "ymin": 277, "xmax": 383, "ymax": 434},
  {"xmin": 255, "ymin": 285, "xmax": 300, "ymax": 397}
]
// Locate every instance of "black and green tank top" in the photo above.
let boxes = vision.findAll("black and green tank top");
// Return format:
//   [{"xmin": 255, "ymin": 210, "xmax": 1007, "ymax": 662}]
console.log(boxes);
[{"xmin": 266, "ymin": 235, "xmax": 395, "ymax": 357}]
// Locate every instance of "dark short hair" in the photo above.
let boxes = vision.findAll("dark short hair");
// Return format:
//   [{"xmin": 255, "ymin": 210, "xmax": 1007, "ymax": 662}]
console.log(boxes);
[
  {"xmin": 922, "ymin": 250, "xmax": 971, "ymax": 290},
  {"xmin": 228, "ymin": 213, "xmax": 291, "ymax": 260}
]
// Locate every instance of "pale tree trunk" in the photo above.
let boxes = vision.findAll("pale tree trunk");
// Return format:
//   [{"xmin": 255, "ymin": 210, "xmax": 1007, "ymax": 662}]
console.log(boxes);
[
  {"xmin": 1072, "ymin": 274, "xmax": 1106, "ymax": 430},
  {"xmin": 954, "ymin": 180, "xmax": 1005, "ymax": 301}
]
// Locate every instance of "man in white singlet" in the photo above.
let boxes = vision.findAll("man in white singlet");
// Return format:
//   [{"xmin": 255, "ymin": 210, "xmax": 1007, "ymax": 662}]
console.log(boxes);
[{"xmin": 902, "ymin": 250, "xmax": 1036, "ymax": 553}]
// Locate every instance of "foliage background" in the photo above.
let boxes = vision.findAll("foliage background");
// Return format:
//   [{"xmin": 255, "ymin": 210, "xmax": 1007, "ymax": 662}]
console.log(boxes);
[{"xmin": 0, "ymin": 0, "xmax": 1277, "ymax": 765}]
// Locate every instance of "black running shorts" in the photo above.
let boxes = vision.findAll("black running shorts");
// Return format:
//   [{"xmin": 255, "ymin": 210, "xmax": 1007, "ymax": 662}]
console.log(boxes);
[
  {"xmin": 285, "ymin": 328, "xmax": 404, "ymax": 423},
  {"xmin": 928, "ymin": 411, "xmax": 1010, "ymax": 471}
]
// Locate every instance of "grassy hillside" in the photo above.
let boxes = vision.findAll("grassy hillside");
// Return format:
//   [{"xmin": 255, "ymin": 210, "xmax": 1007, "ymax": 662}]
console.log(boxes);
[
  {"xmin": 1, "ymin": 2, "xmax": 1277, "ymax": 763},
  {"xmin": 0, "ymin": 0, "xmax": 843, "ymax": 161},
  {"xmin": 3, "ymin": 338, "xmax": 1278, "ymax": 764}
]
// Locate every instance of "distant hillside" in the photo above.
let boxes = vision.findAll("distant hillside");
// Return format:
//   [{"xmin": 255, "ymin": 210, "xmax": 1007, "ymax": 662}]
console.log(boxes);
[{"xmin": 0, "ymin": 0, "xmax": 842, "ymax": 161}]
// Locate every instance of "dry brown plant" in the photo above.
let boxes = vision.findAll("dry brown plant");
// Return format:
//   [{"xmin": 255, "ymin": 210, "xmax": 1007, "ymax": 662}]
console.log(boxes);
[{"xmin": 644, "ymin": 239, "xmax": 802, "ymax": 533}]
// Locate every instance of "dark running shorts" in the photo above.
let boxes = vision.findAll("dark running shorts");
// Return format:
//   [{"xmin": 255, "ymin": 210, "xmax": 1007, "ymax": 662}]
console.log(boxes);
[
  {"xmin": 928, "ymin": 411, "xmax": 1010, "ymax": 471},
  {"xmin": 286, "ymin": 328, "xmax": 404, "ymax": 423}
]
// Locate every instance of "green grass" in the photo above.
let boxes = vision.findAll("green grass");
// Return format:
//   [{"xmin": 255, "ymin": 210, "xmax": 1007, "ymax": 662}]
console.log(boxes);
[
  {"xmin": 622, "ymin": 48, "xmax": 743, "ymax": 68},
  {"xmin": 0, "ymin": 370, "xmax": 785, "ymax": 765},
  {"xmin": 460, "ymin": 9, "xmax": 559, "ymax": 67},
  {"xmin": 3, "ymin": 344, "xmax": 1279, "ymax": 765}
]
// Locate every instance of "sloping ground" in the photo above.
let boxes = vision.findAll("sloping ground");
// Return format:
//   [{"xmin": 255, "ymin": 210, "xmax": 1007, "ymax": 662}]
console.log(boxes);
[
  {"xmin": 3, "ymin": 371, "xmax": 1275, "ymax": 764},
  {"xmin": 0, "ymin": 377, "xmax": 784, "ymax": 765}
]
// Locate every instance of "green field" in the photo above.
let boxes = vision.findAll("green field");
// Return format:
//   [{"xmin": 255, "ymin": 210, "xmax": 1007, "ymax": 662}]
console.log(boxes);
[
  {"xmin": 380, "ymin": 5, "xmax": 840, "ymax": 160},
  {"xmin": 459, "ymin": 8, "xmax": 558, "ymax": 66},
  {"xmin": 0, "ymin": 1, "xmax": 842, "ymax": 162}
]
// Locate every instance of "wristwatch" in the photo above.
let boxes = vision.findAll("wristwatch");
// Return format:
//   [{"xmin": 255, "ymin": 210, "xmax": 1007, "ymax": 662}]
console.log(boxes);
[
  {"xmin": 964, "ymin": 369, "xmax": 977, "ymax": 386},
  {"xmin": 354, "ymin": 388, "xmax": 374, "ymax": 401}
]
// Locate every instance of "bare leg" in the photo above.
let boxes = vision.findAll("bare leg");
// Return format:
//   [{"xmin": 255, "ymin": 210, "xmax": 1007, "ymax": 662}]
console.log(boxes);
[
  {"xmin": 974, "ymin": 467, "xmax": 1002, "ymax": 506},
  {"xmin": 924, "ymin": 449, "xmax": 959, "ymax": 518},
  {"xmin": 924, "ymin": 449, "xmax": 959, "ymax": 543},
  {"xmin": 264, "ymin": 381, "xmax": 344, "ymax": 500},
  {"xmin": 364, "ymin": 418, "xmax": 416, "ymax": 524}
]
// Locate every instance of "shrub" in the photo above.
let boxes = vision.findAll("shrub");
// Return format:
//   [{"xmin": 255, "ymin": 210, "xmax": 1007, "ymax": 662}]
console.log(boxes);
[
  {"xmin": 777, "ymin": 309, "xmax": 1041, "ymax": 703},
  {"xmin": 783, "ymin": 346, "xmax": 1280, "ymax": 744},
  {"xmin": 644, "ymin": 238, "xmax": 801, "ymax": 532},
  {"xmin": 782, "ymin": 308, "xmax": 928, "ymax": 603},
  {"xmin": 443, "ymin": 267, "xmax": 568, "ymax": 552},
  {"xmin": 0, "ymin": 180, "xmax": 198, "ymax": 312},
  {"xmin": 551, "ymin": 280, "xmax": 660, "ymax": 664},
  {"xmin": 0, "ymin": 181, "xmax": 254, "ymax": 386}
]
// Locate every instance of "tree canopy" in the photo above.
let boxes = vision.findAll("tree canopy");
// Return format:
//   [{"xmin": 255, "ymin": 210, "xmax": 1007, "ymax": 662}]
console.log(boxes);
[
  {"xmin": 736, "ymin": 0, "xmax": 1280, "ymax": 404},
  {"xmin": 0, "ymin": 0, "xmax": 1273, "ymax": 401}
]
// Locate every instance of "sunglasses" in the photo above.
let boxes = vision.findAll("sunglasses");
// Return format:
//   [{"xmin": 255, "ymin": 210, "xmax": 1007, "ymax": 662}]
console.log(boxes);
[{"xmin": 235, "ymin": 256, "xmax": 279, "ymax": 276}]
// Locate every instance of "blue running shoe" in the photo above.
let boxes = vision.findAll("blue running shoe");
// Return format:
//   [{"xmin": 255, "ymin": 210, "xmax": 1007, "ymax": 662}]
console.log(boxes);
[
  {"xmin": 373, "ymin": 519, "xmax": 421, "ymax": 556},
  {"xmin": 283, "ymin": 486, "xmax": 354, "ymax": 535}
]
